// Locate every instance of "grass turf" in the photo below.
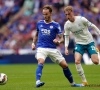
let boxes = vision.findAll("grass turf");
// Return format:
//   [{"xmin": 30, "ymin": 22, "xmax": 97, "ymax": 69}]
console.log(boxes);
[{"xmin": 0, "ymin": 63, "xmax": 100, "ymax": 90}]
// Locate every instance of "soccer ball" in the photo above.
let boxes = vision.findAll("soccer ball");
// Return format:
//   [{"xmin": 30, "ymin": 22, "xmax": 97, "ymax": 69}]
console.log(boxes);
[{"xmin": 0, "ymin": 73, "xmax": 8, "ymax": 85}]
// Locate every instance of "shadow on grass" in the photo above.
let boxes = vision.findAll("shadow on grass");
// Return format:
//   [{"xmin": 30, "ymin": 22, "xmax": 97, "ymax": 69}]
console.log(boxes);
[{"xmin": 86, "ymin": 84, "xmax": 100, "ymax": 88}]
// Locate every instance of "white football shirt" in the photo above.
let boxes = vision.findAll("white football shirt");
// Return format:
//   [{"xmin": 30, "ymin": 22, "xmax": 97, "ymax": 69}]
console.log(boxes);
[{"xmin": 64, "ymin": 16, "xmax": 94, "ymax": 45}]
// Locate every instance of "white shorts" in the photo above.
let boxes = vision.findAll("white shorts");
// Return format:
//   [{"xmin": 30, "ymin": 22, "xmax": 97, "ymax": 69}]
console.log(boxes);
[{"xmin": 35, "ymin": 48, "xmax": 65, "ymax": 64}]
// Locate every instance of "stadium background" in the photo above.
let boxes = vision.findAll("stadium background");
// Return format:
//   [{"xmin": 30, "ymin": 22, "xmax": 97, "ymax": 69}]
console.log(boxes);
[
  {"xmin": 0, "ymin": 0, "xmax": 100, "ymax": 64},
  {"xmin": 0, "ymin": 1, "xmax": 100, "ymax": 90}
]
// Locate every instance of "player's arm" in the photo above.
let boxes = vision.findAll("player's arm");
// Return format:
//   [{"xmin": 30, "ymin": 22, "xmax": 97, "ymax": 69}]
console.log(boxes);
[
  {"xmin": 64, "ymin": 23, "xmax": 70, "ymax": 55},
  {"xmin": 90, "ymin": 24, "xmax": 100, "ymax": 35},
  {"xmin": 53, "ymin": 34, "xmax": 64, "ymax": 45},
  {"xmin": 53, "ymin": 23, "xmax": 64, "ymax": 44},
  {"xmin": 32, "ymin": 31, "xmax": 38, "ymax": 50},
  {"xmin": 58, "ymin": 34, "xmax": 64, "ymax": 44},
  {"xmin": 82, "ymin": 17, "xmax": 100, "ymax": 34},
  {"xmin": 32, "ymin": 31, "xmax": 38, "ymax": 44}
]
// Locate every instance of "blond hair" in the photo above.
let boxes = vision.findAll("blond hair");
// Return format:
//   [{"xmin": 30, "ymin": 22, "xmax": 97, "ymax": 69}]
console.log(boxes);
[{"xmin": 64, "ymin": 6, "xmax": 73, "ymax": 12}]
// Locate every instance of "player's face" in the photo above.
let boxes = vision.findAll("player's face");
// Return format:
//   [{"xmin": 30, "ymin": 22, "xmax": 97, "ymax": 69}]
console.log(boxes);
[
  {"xmin": 64, "ymin": 10, "xmax": 74, "ymax": 22},
  {"xmin": 42, "ymin": 9, "xmax": 51, "ymax": 22}
]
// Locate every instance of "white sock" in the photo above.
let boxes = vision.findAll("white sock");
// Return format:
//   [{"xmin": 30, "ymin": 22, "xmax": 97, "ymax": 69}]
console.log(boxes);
[
  {"xmin": 36, "ymin": 80, "xmax": 40, "ymax": 84},
  {"xmin": 75, "ymin": 64, "xmax": 87, "ymax": 82},
  {"xmin": 71, "ymin": 82, "xmax": 75, "ymax": 85}
]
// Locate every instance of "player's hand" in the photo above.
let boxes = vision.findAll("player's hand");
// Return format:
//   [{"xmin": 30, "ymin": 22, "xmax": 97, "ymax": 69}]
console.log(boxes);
[
  {"xmin": 31, "ymin": 43, "xmax": 36, "ymax": 50},
  {"xmin": 65, "ymin": 48, "xmax": 69, "ymax": 55},
  {"xmin": 53, "ymin": 39, "xmax": 60, "ymax": 44}
]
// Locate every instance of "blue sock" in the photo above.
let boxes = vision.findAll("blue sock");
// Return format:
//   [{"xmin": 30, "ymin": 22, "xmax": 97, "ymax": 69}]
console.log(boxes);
[
  {"xmin": 63, "ymin": 67, "xmax": 74, "ymax": 83},
  {"xmin": 36, "ymin": 64, "xmax": 43, "ymax": 81}
]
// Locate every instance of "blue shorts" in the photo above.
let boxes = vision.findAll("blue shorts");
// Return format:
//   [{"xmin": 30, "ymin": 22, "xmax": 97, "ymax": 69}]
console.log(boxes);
[{"xmin": 74, "ymin": 42, "xmax": 97, "ymax": 56}]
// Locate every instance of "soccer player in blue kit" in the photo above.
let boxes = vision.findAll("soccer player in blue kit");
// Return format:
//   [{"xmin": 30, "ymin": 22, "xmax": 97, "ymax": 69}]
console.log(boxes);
[{"xmin": 31, "ymin": 5, "xmax": 84, "ymax": 88}]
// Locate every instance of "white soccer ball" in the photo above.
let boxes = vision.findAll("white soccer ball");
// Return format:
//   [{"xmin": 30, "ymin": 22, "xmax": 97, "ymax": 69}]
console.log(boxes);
[{"xmin": 0, "ymin": 73, "xmax": 8, "ymax": 85}]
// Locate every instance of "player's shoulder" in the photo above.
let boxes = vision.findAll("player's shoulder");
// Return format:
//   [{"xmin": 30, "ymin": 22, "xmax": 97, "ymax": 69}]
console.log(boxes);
[
  {"xmin": 64, "ymin": 21, "xmax": 70, "ymax": 30},
  {"xmin": 76, "ymin": 16, "xmax": 82, "ymax": 18},
  {"xmin": 76, "ymin": 16, "xmax": 86, "ymax": 20},
  {"xmin": 37, "ymin": 20, "xmax": 60, "ymax": 25},
  {"xmin": 37, "ymin": 20, "xmax": 44, "ymax": 24},
  {"xmin": 64, "ymin": 20, "xmax": 70, "ymax": 26},
  {"xmin": 52, "ymin": 21, "xmax": 60, "ymax": 26}
]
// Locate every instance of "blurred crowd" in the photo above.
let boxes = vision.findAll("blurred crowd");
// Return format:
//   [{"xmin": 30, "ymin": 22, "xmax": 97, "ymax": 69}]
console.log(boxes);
[{"xmin": 0, "ymin": 0, "xmax": 100, "ymax": 54}]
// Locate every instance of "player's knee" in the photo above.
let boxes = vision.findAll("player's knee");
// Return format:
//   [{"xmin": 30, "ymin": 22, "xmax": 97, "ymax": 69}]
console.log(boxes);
[
  {"xmin": 93, "ymin": 59, "xmax": 99, "ymax": 65},
  {"xmin": 61, "ymin": 65, "xmax": 68, "ymax": 68},
  {"xmin": 75, "ymin": 60, "xmax": 81, "ymax": 64},
  {"xmin": 59, "ymin": 61, "xmax": 68, "ymax": 68},
  {"xmin": 38, "ymin": 59, "xmax": 45, "ymax": 64}
]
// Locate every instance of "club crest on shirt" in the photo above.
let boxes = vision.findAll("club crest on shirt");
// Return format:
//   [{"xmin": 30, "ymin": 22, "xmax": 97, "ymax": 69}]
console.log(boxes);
[
  {"xmin": 78, "ymin": 23, "xmax": 81, "ymax": 26},
  {"xmin": 50, "ymin": 26, "xmax": 53, "ymax": 29},
  {"xmin": 40, "ymin": 25, "xmax": 43, "ymax": 27}
]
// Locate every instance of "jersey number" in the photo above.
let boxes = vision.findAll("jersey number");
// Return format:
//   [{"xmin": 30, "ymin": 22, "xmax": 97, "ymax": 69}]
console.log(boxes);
[{"xmin": 91, "ymin": 46, "xmax": 95, "ymax": 50}]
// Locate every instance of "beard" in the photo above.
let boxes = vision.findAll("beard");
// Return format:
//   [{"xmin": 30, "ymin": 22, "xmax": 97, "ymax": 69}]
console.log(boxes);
[{"xmin": 44, "ymin": 16, "xmax": 50, "ymax": 21}]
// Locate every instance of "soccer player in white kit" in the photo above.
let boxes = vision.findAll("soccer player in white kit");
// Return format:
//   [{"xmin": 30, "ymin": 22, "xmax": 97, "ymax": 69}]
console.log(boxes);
[
  {"xmin": 64, "ymin": 6, "xmax": 100, "ymax": 86},
  {"xmin": 32, "ymin": 5, "xmax": 84, "ymax": 88}
]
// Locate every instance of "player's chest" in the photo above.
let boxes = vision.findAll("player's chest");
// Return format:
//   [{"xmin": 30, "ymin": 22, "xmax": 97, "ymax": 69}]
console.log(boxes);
[
  {"xmin": 68, "ymin": 22, "xmax": 85, "ymax": 35},
  {"xmin": 69, "ymin": 22, "xmax": 85, "ymax": 31},
  {"xmin": 39, "ymin": 24, "xmax": 56, "ymax": 35}
]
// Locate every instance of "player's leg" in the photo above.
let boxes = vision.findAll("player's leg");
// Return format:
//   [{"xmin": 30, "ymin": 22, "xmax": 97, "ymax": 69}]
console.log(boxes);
[
  {"xmin": 74, "ymin": 44, "xmax": 88, "ymax": 86},
  {"xmin": 87, "ymin": 42, "xmax": 99, "ymax": 64},
  {"xmin": 74, "ymin": 52, "xmax": 88, "ymax": 86},
  {"xmin": 91, "ymin": 54, "xmax": 99, "ymax": 64},
  {"xmin": 59, "ymin": 60, "xmax": 84, "ymax": 87},
  {"xmin": 96, "ymin": 47, "xmax": 100, "ymax": 64},
  {"xmin": 59, "ymin": 60, "xmax": 75, "ymax": 85},
  {"xmin": 36, "ymin": 58, "xmax": 45, "ymax": 87},
  {"xmin": 49, "ymin": 49, "xmax": 84, "ymax": 87},
  {"xmin": 35, "ymin": 48, "xmax": 47, "ymax": 87}
]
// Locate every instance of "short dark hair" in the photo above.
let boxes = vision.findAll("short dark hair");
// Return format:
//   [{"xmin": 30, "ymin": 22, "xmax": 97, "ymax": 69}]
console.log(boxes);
[{"xmin": 43, "ymin": 5, "xmax": 52, "ymax": 13}]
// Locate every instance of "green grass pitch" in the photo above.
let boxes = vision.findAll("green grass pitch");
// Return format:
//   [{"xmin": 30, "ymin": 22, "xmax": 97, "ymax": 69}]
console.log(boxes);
[{"xmin": 0, "ymin": 63, "xmax": 100, "ymax": 90}]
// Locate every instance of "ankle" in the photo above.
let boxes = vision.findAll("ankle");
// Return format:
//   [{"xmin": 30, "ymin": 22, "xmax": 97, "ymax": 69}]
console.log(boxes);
[
  {"xmin": 71, "ymin": 82, "xmax": 75, "ymax": 85},
  {"xmin": 36, "ymin": 80, "xmax": 40, "ymax": 84}
]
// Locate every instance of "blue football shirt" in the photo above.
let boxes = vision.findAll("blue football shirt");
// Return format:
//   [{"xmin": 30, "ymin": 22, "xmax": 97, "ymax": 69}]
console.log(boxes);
[{"xmin": 36, "ymin": 20, "xmax": 62, "ymax": 48}]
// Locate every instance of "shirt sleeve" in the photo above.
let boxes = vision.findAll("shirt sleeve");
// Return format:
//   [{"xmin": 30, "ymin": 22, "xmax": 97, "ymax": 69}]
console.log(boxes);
[
  {"xmin": 64, "ymin": 22, "xmax": 70, "ymax": 47},
  {"xmin": 64, "ymin": 22, "xmax": 70, "ymax": 36},
  {"xmin": 81, "ymin": 17, "xmax": 92, "ymax": 27},
  {"xmin": 56, "ymin": 23, "xmax": 62, "ymax": 34},
  {"xmin": 81, "ymin": 17, "xmax": 100, "ymax": 35}
]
